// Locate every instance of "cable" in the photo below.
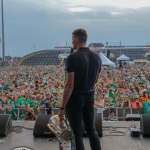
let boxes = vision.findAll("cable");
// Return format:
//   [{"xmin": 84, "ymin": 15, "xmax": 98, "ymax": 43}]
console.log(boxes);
[
  {"xmin": 102, "ymin": 126, "xmax": 130, "ymax": 137},
  {"xmin": 102, "ymin": 123, "xmax": 140, "ymax": 137},
  {"xmin": 12, "ymin": 126, "xmax": 22, "ymax": 133},
  {"xmin": 12, "ymin": 126, "xmax": 34, "ymax": 133},
  {"xmin": 103, "ymin": 126, "xmax": 129, "ymax": 129}
]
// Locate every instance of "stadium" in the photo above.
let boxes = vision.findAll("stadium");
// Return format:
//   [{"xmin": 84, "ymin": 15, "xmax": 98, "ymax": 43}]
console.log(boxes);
[
  {"xmin": 0, "ymin": 44, "xmax": 150, "ymax": 150},
  {"xmin": 17, "ymin": 44, "xmax": 150, "ymax": 66},
  {"xmin": 0, "ymin": 0, "xmax": 150, "ymax": 149}
]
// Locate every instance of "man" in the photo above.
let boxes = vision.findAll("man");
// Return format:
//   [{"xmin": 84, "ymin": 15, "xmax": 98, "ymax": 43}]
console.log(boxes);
[
  {"xmin": 42, "ymin": 93, "xmax": 54, "ymax": 115},
  {"xmin": 23, "ymin": 107, "xmax": 36, "ymax": 120},
  {"xmin": 58, "ymin": 29, "xmax": 101, "ymax": 150},
  {"xmin": 108, "ymin": 108, "xmax": 117, "ymax": 121}
]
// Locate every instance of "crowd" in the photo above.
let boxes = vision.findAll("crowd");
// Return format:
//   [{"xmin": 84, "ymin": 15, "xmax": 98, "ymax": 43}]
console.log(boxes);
[{"xmin": 0, "ymin": 64, "xmax": 150, "ymax": 120}]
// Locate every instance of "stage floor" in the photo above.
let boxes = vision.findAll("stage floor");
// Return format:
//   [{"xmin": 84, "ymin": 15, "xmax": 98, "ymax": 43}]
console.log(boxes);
[{"xmin": 0, "ymin": 121, "xmax": 149, "ymax": 150}]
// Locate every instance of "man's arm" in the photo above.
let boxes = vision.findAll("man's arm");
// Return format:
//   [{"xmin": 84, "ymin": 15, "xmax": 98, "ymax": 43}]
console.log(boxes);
[
  {"xmin": 60, "ymin": 72, "xmax": 74, "ymax": 108},
  {"xmin": 58, "ymin": 72, "xmax": 74, "ymax": 122},
  {"xmin": 95, "ymin": 60, "xmax": 102, "ymax": 84}
]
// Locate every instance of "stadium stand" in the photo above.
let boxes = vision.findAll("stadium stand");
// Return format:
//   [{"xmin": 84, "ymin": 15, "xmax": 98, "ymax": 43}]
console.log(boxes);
[
  {"xmin": 108, "ymin": 48, "xmax": 150, "ymax": 63},
  {"xmin": 17, "ymin": 47, "xmax": 150, "ymax": 66},
  {"xmin": 19, "ymin": 50, "xmax": 69, "ymax": 66}
]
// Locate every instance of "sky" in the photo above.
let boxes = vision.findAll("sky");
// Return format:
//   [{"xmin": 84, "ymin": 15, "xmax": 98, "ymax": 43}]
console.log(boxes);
[{"xmin": 0, "ymin": 0, "xmax": 150, "ymax": 57}]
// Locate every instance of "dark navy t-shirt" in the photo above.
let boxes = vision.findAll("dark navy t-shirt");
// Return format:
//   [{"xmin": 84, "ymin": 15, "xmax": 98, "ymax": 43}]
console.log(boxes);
[{"xmin": 65, "ymin": 47, "xmax": 102, "ymax": 95}]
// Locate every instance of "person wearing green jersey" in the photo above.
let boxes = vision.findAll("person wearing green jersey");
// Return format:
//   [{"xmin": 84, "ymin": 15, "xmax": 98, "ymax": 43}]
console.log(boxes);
[{"xmin": 6, "ymin": 104, "xmax": 17, "ymax": 120}]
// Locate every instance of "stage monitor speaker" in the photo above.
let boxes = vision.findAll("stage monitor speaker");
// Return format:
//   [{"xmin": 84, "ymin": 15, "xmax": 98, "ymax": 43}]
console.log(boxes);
[
  {"xmin": 33, "ymin": 115, "xmax": 54, "ymax": 137},
  {"xmin": 0, "ymin": 114, "xmax": 12, "ymax": 137},
  {"xmin": 140, "ymin": 114, "xmax": 150, "ymax": 137},
  {"xmin": 82, "ymin": 109, "xmax": 103, "ymax": 137},
  {"xmin": 34, "ymin": 112, "xmax": 102, "ymax": 138},
  {"xmin": 125, "ymin": 114, "xmax": 140, "ymax": 121}
]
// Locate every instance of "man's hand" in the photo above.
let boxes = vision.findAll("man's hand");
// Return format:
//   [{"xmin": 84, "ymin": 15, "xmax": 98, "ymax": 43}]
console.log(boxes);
[{"xmin": 58, "ymin": 109, "xmax": 65, "ymax": 122}]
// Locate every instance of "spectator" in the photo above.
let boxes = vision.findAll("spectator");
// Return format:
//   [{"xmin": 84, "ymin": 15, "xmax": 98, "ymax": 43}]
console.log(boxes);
[
  {"xmin": 107, "ymin": 89, "xmax": 115, "ymax": 102},
  {"xmin": 94, "ymin": 94, "xmax": 104, "ymax": 109},
  {"xmin": 114, "ymin": 100, "xmax": 121, "ymax": 108},
  {"xmin": 122, "ymin": 96, "xmax": 131, "ymax": 108},
  {"xmin": 42, "ymin": 93, "xmax": 54, "ymax": 115},
  {"xmin": 0, "ymin": 63, "xmax": 149, "ymax": 120},
  {"xmin": 6, "ymin": 104, "xmax": 17, "ymax": 120},
  {"xmin": 25, "ymin": 93, "xmax": 32, "ymax": 108},
  {"xmin": 1, "ymin": 96, "xmax": 8, "ymax": 111},
  {"xmin": 108, "ymin": 108, "xmax": 117, "ymax": 121},
  {"xmin": 105, "ymin": 97, "xmax": 114, "ymax": 108},
  {"xmin": 131, "ymin": 96, "xmax": 142, "ymax": 109},
  {"xmin": 23, "ymin": 108, "xmax": 36, "ymax": 120},
  {"xmin": 140, "ymin": 91, "xmax": 150, "ymax": 103}
]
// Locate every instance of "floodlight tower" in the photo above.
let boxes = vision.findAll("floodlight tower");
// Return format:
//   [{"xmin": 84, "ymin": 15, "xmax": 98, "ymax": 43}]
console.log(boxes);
[{"xmin": 1, "ymin": 0, "xmax": 5, "ymax": 65}]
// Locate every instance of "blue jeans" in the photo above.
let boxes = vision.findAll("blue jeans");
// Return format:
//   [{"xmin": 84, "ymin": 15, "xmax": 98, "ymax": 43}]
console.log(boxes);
[{"xmin": 66, "ymin": 94, "xmax": 101, "ymax": 150}]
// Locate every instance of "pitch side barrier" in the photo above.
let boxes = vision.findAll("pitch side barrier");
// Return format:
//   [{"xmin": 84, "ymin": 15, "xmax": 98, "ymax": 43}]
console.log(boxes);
[{"xmin": 0, "ymin": 107, "xmax": 142, "ymax": 121}]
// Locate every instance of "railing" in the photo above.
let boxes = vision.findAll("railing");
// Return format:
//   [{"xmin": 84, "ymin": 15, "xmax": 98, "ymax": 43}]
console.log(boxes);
[
  {"xmin": 0, "ymin": 108, "xmax": 49, "ymax": 120},
  {"xmin": 102, "ymin": 108, "xmax": 142, "ymax": 121},
  {"xmin": 0, "ymin": 107, "xmax": 143, "ymax": 121}
]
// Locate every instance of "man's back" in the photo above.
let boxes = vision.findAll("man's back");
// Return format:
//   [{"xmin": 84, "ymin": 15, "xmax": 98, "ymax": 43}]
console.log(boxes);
[
  {"xmin": 58, "ymin": 29, "xmax": 101, "ymax": 150},
  {"xmin": 66, "ymin": 47, "xmax": 101, "ymax": 95}
]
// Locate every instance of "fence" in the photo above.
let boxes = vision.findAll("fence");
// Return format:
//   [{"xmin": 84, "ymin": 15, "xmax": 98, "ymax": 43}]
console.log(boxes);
[
  {"xmin": 102, "ymin": 108, "xmax": 142, "ymax": 121},
  {"xmin": 0, "ymin": 107, "xmax": 143, "ymax": 121}
]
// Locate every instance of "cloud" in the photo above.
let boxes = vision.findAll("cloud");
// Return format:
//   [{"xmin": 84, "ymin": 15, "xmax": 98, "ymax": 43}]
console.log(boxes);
[
  {"xmin": 110, "ymin": 12, "xmax": 122, "ymax": 15},
  {"xmin": 69, "ymin": 7, "xmax": 92, "ymax": 12},
  {"xmin": 62, "ymin": 0, "xmax": 150, "ymax": 9},
  {"xmin": 0, "ymin": 0, "xmax": 150, "ymax": 57}
]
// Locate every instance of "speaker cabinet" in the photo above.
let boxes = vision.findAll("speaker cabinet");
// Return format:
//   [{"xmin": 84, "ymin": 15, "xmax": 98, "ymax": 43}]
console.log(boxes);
[
  {"xmin": 34, "ymin": 111, "xmax": 103, "ymax": 138},
  {"xmin": 0, "ymin": 114, "xmax": 12, "ymax": 137},
  {"xmin": 83, "ymin": 109, "xmax": 102, "ymax": 137},
  {"xmin": 33, "ymin": 115, "xmax": 54, "ymax": 137},
  {"xmin": 140, "ymin": 114, "xmax": 150, "ymax": 137},
  {"xmin": 125, "ymin": 114, "xmax": 141, "ymax": 121}
]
